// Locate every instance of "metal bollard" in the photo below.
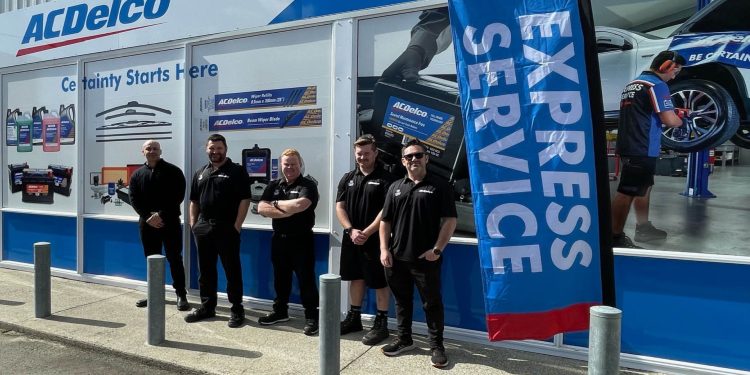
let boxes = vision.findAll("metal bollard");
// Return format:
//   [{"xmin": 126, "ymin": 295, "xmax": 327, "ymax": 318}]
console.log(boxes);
[
  {"xmin": 588, "ymin": 305, "xmax": 622, "ymax": 375},
  {"xmin": 319, "ymin": 274, "xmax": 341, "ymax": 375},
  {"xmin": 147, "ymin": 255, "xmax": 166, "ymax": 345},
  {"xmin": 34, "ymin": 242, "xmax": 51, "ymax": 318}
]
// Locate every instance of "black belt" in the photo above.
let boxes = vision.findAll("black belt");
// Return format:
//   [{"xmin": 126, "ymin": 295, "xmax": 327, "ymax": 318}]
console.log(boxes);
[
  {"xmin": 275, "ymin": 231, "xmax": 310, "ymax": 238},
  {"xmin": 199, "ymin": 217, "xmax": 230, "ymax": 225}
]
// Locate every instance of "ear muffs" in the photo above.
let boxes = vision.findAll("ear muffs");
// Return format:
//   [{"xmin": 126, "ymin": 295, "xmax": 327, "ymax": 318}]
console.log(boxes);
[{"xmin": 658, "ymin": 51, "xmax": 678, "ymax": 73}]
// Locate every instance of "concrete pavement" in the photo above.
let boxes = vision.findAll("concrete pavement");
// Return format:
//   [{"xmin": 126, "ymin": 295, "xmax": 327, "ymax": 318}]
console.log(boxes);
[{"xmin": 0, "ymin": 267, "xmax": 647, "ymax": 374}]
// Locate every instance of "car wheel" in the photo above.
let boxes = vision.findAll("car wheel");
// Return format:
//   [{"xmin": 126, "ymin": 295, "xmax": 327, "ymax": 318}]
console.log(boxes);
[
  {"xmin": 730, "ymin": 123, "xmax": 750, "ymax": 149},
  {"xmin": 661, "ymin": 79, "xmax": 740, "ymax": 152}
]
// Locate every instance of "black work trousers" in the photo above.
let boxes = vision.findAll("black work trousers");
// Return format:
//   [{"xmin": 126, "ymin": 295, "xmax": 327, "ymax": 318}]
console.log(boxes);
[
  {"xmin": 139, "ymin": 218, "xmax": 186, "ymax": 296},
  {"xmin": 385, "ymin": 258, "xmax": 444, "ymax": 349},
  {"xmin": 192, "ymin": 220, "xmax": 243, "ymax": 314},
  {"xmin": 271, "ymin": 231, "xmax": 319, "ymax": 319}
]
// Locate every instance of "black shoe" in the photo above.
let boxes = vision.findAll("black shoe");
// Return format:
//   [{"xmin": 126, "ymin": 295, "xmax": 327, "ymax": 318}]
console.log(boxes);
[
  {"xmin": 430, "ymin": 347, "xmax": 449, "ymax": 368},
  {"xmin": 635, "ymin": 221, "xmax": 667, "ymax": 242},
  {"xmin": 258, "ymin": 310, "xmax": 290, "ymax": 325},
  {"xmin": 303, "ymin": 319, "xmax": 319, "ymax": 336},
  {"xmin": 228, "ymin": 311, "xmax": 245, "ymax": 328},
  {"xmin": 184, "ymin": 307, "xmax": 215, "ymax": 323},
  {"xmin": 381, "ymin": 338, "xmax": 415, "ymax": 356},
  {"xmin": 135, "ymin": 298, "xmax": 147, "ymax": 308},
  {"xmin": 612, "ymin": 234, "xmax": 642, "ymax": 249},
  {"xmin": 176, "ymin": 296, "xmax": 190, "ymax": 311},
  {"xmin": 362, "ymin": 315, "xmax": 389, "ymax": 345},
  {"xmin": 340, "ymin": 310, "xmax": 363, "ymax": 335}
]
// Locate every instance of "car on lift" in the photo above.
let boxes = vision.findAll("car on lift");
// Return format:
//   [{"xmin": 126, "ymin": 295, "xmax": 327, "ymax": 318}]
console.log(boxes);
[{"xmin": 596, "ymin": 0, "xmax": 750, "ymax": 152}]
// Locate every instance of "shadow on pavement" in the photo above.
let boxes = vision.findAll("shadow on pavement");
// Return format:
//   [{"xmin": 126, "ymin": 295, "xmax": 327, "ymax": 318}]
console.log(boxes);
[
  {"xmin": 0, "ymin": 299, "xmax": 25, "ymax": 306},
  {"xmin": 161, "ymin": 340, "xmax": 262, "ymax": 359},
  {"xmin": 44, "ymin": 315, "xmax": 127, "ymax": 329}
]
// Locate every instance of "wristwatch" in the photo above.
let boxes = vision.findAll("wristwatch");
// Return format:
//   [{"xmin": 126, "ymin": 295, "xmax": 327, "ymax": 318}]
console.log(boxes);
[
  {"xmin": 343, "ymin": 227, "xmax": 352, "ymax": 236},
  {"xmin": 432, "ymin": 248, "xmax": 442, "ymax": 256},
  {"xmin": 272, "ymin": 200, "xmax": 280, "ymax": 209}
]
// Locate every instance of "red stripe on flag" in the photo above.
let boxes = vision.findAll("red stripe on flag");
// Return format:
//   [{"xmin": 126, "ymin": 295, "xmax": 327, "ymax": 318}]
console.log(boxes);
[
  {"xmin": 486, "ymin": 302, "xmax": 598, "ymax": 341},
  {"xmin": 16, "ymin": 24, "xmax": 159, "ymax": 57}
]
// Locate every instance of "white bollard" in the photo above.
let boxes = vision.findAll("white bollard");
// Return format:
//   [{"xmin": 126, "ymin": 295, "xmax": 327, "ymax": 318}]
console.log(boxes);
[
  {"xmin": 319, "ymin": 274, "xmax": 341, "ymax": 375},
  {"xmin": 588, "ymin": 305, "xmax": 622, "ymax": 375},
  {"xmin": 147, "ymin": 255, "xmax": 166, "ymax": 345},
  {"xmin": 34, "ymin": 242, "xmax": 51, "ymax": 318}
]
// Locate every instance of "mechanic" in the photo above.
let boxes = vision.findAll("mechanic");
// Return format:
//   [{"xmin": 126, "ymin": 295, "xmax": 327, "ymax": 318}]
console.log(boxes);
[
  {"xmin": 379, "ymin": 139, "xmax": 457, "ymax": 368},
  {"xmin": 257, "ymin": 148, "xmax": 320, "ymax": 336},
  {"xmin": 336, "ymin": 134, "xmax": 397, "ymax": 345},
  {"xmin": 185, "ymin": 133, "xmax": 251, "ymax": 328},
  {"xmin": 128, "ymin": 140, "xmax": 189, "ymax": 311},
  {"xmin": 612, "ymin": 50, "xmax": 688, "ymax": 248}
]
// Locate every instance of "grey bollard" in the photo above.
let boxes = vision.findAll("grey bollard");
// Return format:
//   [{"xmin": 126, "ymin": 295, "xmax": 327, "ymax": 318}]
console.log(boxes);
[
  {"xmin": 588, "ymin": 305, "xmax": 622, "ymax": 375},
  {"xmin": 147, "ymin": 255, "xmax": 166, "ymax": 345},
  {"xmin": 319, "ymin": 274, "xmax": 341, "ymax": 375},
  {"xmin": 34, "ymin": 242, "xmax": 51, "ymax": 318}
]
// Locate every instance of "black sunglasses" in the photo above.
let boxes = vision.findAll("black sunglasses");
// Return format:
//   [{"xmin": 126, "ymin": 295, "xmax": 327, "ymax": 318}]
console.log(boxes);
[{"xmin": 402, "ymin": 152, "xmax": 425, "ymax": 161}]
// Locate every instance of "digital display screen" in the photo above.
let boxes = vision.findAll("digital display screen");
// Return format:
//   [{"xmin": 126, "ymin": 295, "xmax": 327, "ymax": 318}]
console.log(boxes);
[{"xmin": 245, "ymin": 156, "xmax": 268, "ymax": 178}]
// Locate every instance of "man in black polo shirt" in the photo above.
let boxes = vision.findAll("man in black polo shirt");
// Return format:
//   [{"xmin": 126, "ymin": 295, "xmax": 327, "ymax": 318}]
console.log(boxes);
[
  {"xmin": 336, "ymin": 134, "xmax": 396, "ymax": 345},
  {"xmin": 257, "ymin": 148, "xmax": 320, "ymax": 336},
  {"xmin": 379, "ymin": 139, "xmax": 456, "ymax": 368},
  {"xmin": 128, "ymin": 140, "xmax": 189, "ymax": 311},
  {"xmin": 185, "ymin": 134, "xmax": 251, "ymax": 328}
]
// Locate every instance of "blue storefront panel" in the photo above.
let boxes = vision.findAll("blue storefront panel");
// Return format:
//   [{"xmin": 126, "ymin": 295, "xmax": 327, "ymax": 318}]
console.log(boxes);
[
  {"xmin": 83, "ymin": 218, "xmax": 174, "ymax": 287},
  {"xmin": 564, "ymin": 255, "xmax": 750, "ymax": 371},
  {"xmin": 2, "ymin": 211, "xmax": 76, "ymax": 271}
]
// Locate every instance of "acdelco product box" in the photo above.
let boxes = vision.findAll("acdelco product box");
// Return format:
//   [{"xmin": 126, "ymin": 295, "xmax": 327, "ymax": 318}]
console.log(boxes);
[
  {"xmin": 48, "ymin": 164, "xmax": 73, "ymax": 196},
  {"xmin": 370, "ymin": 76, "xmax": 467, "ymax": 183},
  {"xmin": 21, "ymin": 169, "xmax": 54, "ymax": 204}
]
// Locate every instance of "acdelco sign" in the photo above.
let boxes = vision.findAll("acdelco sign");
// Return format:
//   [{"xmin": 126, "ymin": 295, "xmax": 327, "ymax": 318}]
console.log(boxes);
[{"xmin": 17, "ymin": 0, "xmax": 170, "ymax": 57}]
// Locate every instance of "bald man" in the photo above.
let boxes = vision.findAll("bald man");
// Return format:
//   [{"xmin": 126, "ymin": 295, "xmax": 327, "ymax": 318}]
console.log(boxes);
[{"xmin": 129, "ymin": 140, "xmax": 190, "ymax": 311}]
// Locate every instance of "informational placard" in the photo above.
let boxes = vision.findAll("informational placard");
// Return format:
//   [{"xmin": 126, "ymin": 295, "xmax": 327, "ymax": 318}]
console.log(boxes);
[
  {"xmin": 191, "ymin": 25, "xmax": 331, "ymax": 227},
  {"xmin": 2, "ymin": 65, "xmax": 78, "ymax": 212},
  {"xmin": 83, "ymin": 49, "xmax": 188, "ymax": 215}
]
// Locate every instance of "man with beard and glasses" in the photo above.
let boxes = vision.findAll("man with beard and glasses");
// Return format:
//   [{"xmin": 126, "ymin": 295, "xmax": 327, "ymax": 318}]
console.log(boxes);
[
  {"xmin": 128, "ymin": 140, "xmax": 189, "ymax": 312},
  {"xmin": 335, "ymin": 134, "xmax": 396, "ymax": 345},
  {"xmin": 257, "ymin": 148, "xmax": 320, "ymax": 336},
  {"xmin": 379, "ymin": 139, "xmax": 456, "ymax": 368},
  {"xmin": 185, "ymin": 133, "xmax": 251, "ymax": 328}
]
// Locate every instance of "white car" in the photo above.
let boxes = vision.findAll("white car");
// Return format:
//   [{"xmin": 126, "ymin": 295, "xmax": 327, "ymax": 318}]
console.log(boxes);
[{"xmin": 596, "ymin": 0, "xmax": 750, "ymax": 152}]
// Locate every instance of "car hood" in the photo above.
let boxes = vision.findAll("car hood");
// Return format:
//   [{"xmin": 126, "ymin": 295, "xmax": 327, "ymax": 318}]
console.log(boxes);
[{"xmin": 671, "ymin": 0, "xmax": 750, "ymax": 36}]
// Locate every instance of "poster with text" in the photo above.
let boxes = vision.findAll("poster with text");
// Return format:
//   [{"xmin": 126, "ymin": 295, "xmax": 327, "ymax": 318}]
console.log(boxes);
[
  {"xmin": 83, "ymin": 49, "xmax": 185, "ymax": 215},
  {"xmin": 3, "ymin": 65, "xmax": 78, "ymax": 212},
  {"xmin": 191, "ymin": 25, "xmax": 331, "ymax": 227}
]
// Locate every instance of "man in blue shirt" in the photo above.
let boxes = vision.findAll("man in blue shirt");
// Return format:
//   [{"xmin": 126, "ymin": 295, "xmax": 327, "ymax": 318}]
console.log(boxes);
[{"xmin": 612, "ymin": 51, "xmax": 687, "ymax": 248}]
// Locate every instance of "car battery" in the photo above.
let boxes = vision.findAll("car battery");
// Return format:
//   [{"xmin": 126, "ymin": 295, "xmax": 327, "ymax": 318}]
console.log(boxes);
[
  {"xmin": 21, "ymin": 168, "xmax": 54, "ymax": 204},
  {"xmin": 8, "ymin": 162, "xmax": 29, "ymax": 193},
  {"xmin": 48, "ymin": 164, "xmax": 73, "ymax": 196},
  {"xmin": 370, "ymin": 76, "xmax": 467, "ymax": 183}
]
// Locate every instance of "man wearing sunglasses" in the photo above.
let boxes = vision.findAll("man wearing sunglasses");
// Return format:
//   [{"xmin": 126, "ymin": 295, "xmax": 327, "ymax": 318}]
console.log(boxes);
[{"xmin": 379, "ymin": 139, "xmax": 457, "ymax": 368}]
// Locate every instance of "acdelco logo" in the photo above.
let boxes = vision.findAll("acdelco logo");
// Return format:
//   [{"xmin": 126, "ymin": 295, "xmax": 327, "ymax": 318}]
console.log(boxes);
[
  {"xmin": 218, "ymin": 98, "xmax": 249, "ymax": 106},
  {"xmin": 214, "ymin": 119, "xmax": 244, "ymax": 126},
  {"xmin": 17, "ymin": 0, "xmax": 170, "ymax": 57},
  {"xmin": 392, "ymin": 101, "xmax": 428, "ymax": 117}
]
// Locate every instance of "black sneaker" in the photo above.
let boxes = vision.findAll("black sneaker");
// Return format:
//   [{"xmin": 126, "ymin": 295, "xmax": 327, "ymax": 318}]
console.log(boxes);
[
  {"xmin": 135, "ymin": 298, "xmax": 147, "ymax": 308},
  {"xmin": 258, "ymin": 310, "xmax": 290, "ymax": 325},
  {"xmin": 381, "ymin": 338, "xmax": 415, "ymax": 356},
  {"xmin": 362, "ymin": 315, "xmax": 389, "ymax": 345},
  {"xmin": 430, "ymin": 347, "xmax": 449, "ymax": 368},
  {"xmin": 635, "ymin": 221, "xmax": 667, "ymax": 242},
  {"xmin": 228, "ymin": 311, "xmax": 245, "ymax": 328},
  {"xmin": 184, "ymin": 307, "xmax": 215, "ymax": 323},
  {"xmin": 340, "ymin": 310, "xmax": 363, "ymax": 334},
  {"xmin": 303, "ymin": 319, "xmax": 319, "ymax": 336},
  {"xmin": 176, "ymin": 295, "xmax": 190, "ymax": 311},
  {"xmin": 612, "ymin": 234, "xmax": 642, "ymax": 249}
]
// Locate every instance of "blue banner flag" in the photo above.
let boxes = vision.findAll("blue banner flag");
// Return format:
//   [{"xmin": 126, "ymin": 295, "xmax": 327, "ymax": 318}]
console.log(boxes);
[
  {"xmin": 447, "ymin": 0, "xmax": 603, "ymax": 340},
  {"xmin": 669, "ymin": 32, "xmax": 750, "ymax": 69}
]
